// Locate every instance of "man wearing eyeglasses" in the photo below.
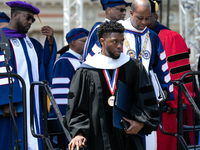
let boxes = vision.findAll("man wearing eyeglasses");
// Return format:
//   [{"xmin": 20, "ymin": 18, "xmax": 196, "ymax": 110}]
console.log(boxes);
[
  {"xmin": 48, "ymin": 28, "xmax": 88, "ymax": 149},
  {"xmin": 0, "ymin": 1, "xmax": 57, "ymax": 150},
  {"xmin": 82, "ymin": 0, "xmax": 130, "ymax": 61},
  {"xmin": 50, "ymin": 28, "xmax": 88, "ymax": 118}
]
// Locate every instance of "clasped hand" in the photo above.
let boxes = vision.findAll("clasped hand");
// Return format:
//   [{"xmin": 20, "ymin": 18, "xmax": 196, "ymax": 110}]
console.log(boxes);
[{"xmin": 123, "ymin": 117, "xmax": 144, "ymax": 134}]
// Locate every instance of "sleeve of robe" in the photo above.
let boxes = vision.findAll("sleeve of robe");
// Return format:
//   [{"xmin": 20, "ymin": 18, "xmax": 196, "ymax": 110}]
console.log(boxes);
[
  {"xmin": 49, "ymin": 56, "xmax": 76, "ymax": 117},
  {"xmin": 128, "ymin": 59, "xmax": 160, "ymax": 135},
  {"xmin": 64, "ymin": 68, "xmax": 91, "ymax": 139},
  {"xmin": 159, "ymin": 29, "xmax": 193, "ymax": 107},
  {"xmin": 83, "ymin": 22, "xmax": 102, "ymax": 61},
  {"xmin": 0, "ymin": 50, "xmax": 23, "ymax": 114},
  {"xmin": 43, "ymin": 38, "xmax": 57, "ymax": 86},
  {"xmin": 149, "ymin": 30, "xmax": 175, "ymax": 102}
]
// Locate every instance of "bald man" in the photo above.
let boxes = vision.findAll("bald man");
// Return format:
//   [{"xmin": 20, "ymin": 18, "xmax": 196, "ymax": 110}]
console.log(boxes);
[
  {"xmin": 118, "ymin": 0, "xmax": 175, "ymax": 149},
  {"xmin": 119, "ymin": 0, "xmax": 174, "ymax": 105}
]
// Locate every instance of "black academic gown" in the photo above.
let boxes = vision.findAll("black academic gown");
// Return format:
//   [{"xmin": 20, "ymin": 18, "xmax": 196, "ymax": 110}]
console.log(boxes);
[{"xmin": 64, "ymin": 59, "xmax": 160, "ymax": 150}]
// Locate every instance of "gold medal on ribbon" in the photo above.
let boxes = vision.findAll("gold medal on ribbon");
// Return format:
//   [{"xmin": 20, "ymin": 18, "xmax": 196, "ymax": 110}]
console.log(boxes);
[
  {"xmin": 103, "ymin": 68, "xmax": 119, "ymax": 107},
  {"xmin": 108, "ymin": 95, "xmax": 115, "ymax": 107}
]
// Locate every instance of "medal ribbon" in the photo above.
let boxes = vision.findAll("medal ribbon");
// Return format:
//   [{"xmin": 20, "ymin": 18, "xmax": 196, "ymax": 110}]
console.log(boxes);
[{"xmin": 103, "ymin": 68, "xmax": 119, "ymax": 95}]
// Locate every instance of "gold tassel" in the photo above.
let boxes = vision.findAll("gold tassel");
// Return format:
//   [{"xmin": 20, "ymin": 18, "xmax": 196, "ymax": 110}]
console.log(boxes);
[
  {"xmin": 47, "ymin": 95, "xmax": 50, "ymax": 113},
  {"xmin": 153, "ymin": 1, "xmax": 159, "ymax": 12},
  {"xmin": 37, "ymin": 14, "xmax": 44, "ymax": 26}
]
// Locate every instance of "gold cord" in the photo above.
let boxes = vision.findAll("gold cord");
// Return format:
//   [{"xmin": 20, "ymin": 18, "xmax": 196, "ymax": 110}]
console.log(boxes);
[{"xmin": 124, "ymin": 30, "xmax": 150, "ymax": 60}]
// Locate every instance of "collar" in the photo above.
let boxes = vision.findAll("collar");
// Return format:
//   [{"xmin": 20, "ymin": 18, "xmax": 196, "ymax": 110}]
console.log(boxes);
[
  {"xmin": 103, "ymin": 18, "xmax": 110, "ymax": 22},
  {"xmin": 67, "ymin": 48, "xmax": 82, "ymax": 60},
  {"xmin": 0, "ymin": 28, "xmax": 26, "ymax": 39},
  {"xmin": 153, "ymin": 21, "xmax": 169, "ymax": 32},
  {"xmin": 118, "ymin": 18, "xmax": 149, "ymax": 36},
  {"xmin": 82, "ymin": 53, "xmax": 130, "ymax": 69},
  {"xmin": 104, "ymin": 18, "xmax": 125, "ymax": 22}
]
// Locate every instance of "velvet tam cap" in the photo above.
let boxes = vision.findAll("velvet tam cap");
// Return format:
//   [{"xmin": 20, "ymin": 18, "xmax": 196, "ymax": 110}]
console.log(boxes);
[
  {"xmin": 6, "ymin": 1, "xmax": 40, "ymax": 14},
  {"xmin": 66, "ymin": 28, "xmax": 89, "ymax": 44},
  {"xmin": 0, "ymin": 12, "xmax": 10, "ymax": 23},
  {"xmin": 101, "ymin": 0, "xmax": 129, "ymax": 10}
]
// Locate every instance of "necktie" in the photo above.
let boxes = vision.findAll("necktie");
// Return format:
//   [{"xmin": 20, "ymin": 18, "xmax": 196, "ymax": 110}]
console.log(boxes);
[{"xmin": 135, "ymin": 35, "xmax": 141, "ymax": 61}]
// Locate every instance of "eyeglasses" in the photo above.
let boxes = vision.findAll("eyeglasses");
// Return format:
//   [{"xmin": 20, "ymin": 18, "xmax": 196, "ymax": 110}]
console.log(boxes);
[
  {"xmin": 115, "ymin": 7, "xmax": 126, "ymax": 12},
  {"xmin": 77, "ymin": 40, "xmax": 86, "ymax": 43},
  {"xmin": 26, "ymin": 14, "xmax": 35, "ymax": 23},
  {"xmin": 18, "ymin": 13, "xmax": 35, "ymax": 23}
]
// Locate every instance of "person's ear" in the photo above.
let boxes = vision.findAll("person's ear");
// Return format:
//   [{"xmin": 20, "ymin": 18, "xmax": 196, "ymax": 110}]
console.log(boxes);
[
  {"xmin": 71, "ymin": 40, "xmax": 76, "ymax": 47},
  {"xmin": 106, "ymin": 7, "xmax": 112, "ymax": 15},
  {"xmin": 72, "ymin": 40, "xmax": 76, "ymax": 45},
  {"xmin": 130, "ymin": 10, "xmax": 133, "ymax": 17},
  {"xmin": 99, "ymin": 38, "xmax": 105, "ymax": 47},
  {"xmin": 13, "ymin": 12, "xmax": 19, "ymax": 19}
]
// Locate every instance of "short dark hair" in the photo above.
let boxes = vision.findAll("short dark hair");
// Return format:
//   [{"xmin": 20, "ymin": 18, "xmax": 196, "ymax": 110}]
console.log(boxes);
[{"xmin": 97, "ymin": 20, "xmax": 125, "ymax": 42}]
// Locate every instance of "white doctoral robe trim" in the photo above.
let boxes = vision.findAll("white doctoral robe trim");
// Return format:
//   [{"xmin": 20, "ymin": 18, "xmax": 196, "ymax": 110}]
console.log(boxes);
[
  {"xmin": 52, "ymin": 78, "xmax": 70, "ymax": 84},
  {"xmin": 51, "ymin": 98, "xmax": 68, "ymax": 105},
  {"xmin": 67, "ymin": 49, "xmax": 82, "ymax": 70},
  {"xmin": 83, "ymin": 53, "xmax": 130, "ymax": 69},
  {"xmin": 67, "ymin": 49, "xmax": 82, "ymax": 60},
  {"xmin": 118, "ymin": 18, "xmax": 152, "ymax": 73},
  {"xmin": 0, "ymin": 55, "xmax": 5, "ymax": 62},
  {"xmin": 10, "ymin": 36, "xmax": 40, "ymax": 150}
]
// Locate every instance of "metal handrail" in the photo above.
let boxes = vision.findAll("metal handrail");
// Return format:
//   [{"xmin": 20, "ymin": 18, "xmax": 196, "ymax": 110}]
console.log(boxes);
[
  {"xmin": 30, "ymin": 80, "xmax": 86, "ymax": 150},
  {"xmin": 30, "ymin": 81, "xmax": 54, "ymax": 150},
  {"xmin": 159, "ymin": 71, "xmax": 200, "ymax": 150},
  {"xmin": 159, "ymin": 103, "xmax": 189, "ymax": 150},
  {"xmin": 0, "ymin": 73, "xmax": 27, "ymax": 150},
  {"xmin": 179, "ymin": 71, "xmax": 200, "ymax": 118}
]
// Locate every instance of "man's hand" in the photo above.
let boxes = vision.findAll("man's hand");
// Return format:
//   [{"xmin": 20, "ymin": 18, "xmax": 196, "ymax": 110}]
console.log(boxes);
[
  {"xmin": 68, "ymin": 133, "xmax": 87, "ymax": 150},
  {"xmin": 40, "ymin": 26, "xmax": 54, "ymax": 44},
  {"xmin": 157, "ymin": 89, "xmax": 168, "ymax": 104},
  {"xmin": 3, "ymin": 104, "xmax": 17, "ymax": 117},
  {"xmin": 123, "ymin": 117, "xmax": 144, "ymax": 135},
  {"xmin": 167, "ymin": 106, "xmax": 177, "ymax": 114}
]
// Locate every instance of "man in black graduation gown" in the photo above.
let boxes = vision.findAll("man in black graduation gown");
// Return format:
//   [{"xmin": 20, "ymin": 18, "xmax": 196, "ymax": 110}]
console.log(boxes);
[{"xmin": 64, "ymin": 20, "xmax": 160, "ymax": 150}]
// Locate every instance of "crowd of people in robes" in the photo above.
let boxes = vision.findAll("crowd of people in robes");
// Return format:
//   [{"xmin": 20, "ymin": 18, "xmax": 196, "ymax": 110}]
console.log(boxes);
[{"xmin": 0, "ymin": 0, "xmax": 199, "ymax": 150}]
